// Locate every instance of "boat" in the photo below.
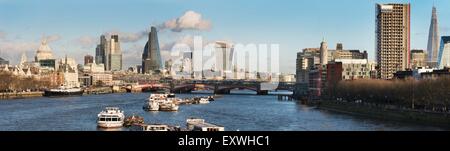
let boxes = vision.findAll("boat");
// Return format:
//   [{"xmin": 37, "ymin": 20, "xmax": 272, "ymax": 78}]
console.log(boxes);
[
  {"xmin": 186, "ymin": 118, "xmax": 224, "ymax": 131},
  {"xmin": 43, "ymin": 85, "xmax": 84, "ymax": 97},
  {"xmin": 159, "ymin": 101, "xmax": 179, "ymax": 111},
  {"xmin": 167, "ymin": 93, "xmax": 176, "ymax": 98},
  {"xmin": 143, "ymin": 100, "xmax": 160, "ymax": 111},
  {"xmin": 198, "ymin": 97, "xmax": 210, "ymax": 104},
  {"xmin": 143, "ymin": 93, "xmax": 179, "ymax": 111},
  {"xmin": 97, "ymin": 107, "xmax": 125, "ymax": 128},
  {"xmin": 123, "ymin": 115, "xmax": 144, "ymax": 127},
  {"xmin": 207, "ymin": 96, "xmax": 215, "ymax": 101},
  {"xmin": 129, "ymin": 123, "xmax": 182, "ymax": 131},
  {"xmin": 130, "ymin": 123, "xmax": 169, "ymax": 131}
]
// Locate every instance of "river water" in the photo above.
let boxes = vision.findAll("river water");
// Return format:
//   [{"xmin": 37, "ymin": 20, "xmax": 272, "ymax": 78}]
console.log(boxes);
[{"xmin": 0, "ymin": 91, "xmax": 445, "ymax": 131}]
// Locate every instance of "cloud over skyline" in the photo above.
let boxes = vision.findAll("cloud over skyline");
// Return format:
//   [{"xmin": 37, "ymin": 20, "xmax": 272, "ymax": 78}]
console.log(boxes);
[{"xmin": 159, "ymin": 10, "xmax": 212, "ymax": 32}]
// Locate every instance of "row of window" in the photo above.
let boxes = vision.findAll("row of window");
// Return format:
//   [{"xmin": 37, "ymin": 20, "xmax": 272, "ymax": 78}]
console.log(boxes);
[{"xmin": 98, "ymin": 118, "xmax": 122, "ymax": 121}]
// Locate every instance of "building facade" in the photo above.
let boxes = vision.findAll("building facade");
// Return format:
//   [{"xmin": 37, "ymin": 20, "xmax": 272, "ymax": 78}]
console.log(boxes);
[
  {"xmin": 438, "ymin": 36, "xmax": 450, "ymax": 69},
  {"xmin": 296, "ymin": 48, "xmax": 320, "ymax": 83},
  {"xmin": 95, "ymin": 35, "xmax": 122, "ymax": 71},
  {"xmin": 142, "ymin": 26, "xmax": 164, "ymax": 74},
  {"xmin": 427, "ymin": 6, "xmax": 440, "ymax": 66},
  {"xmin": 410, "ymin": 49, "xmax": 427, "ymax": 69},
  {"xmin": 35, "ymin": 39, "xmax": 54, "ymax": 62},
  {"xmin": 320, "ymin": 40, "xmax": 328, "ymax": 66},
  {"xmin": 333, "ymin": 59, "xmax": 375, "ymax": 80},
  {"xmin": 376, "ymin": 3, "xmax": 411, "ymax": 79},
  {"xmin": 84, "ymin": 55, "xmax": 94, "ymax": 65}
]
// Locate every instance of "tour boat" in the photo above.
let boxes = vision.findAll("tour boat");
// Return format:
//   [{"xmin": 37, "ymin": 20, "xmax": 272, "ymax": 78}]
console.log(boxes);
[
  {"xmin": 159, "ymin": 102, "xmax": 179, "ymax": 111},
  {"xmin": 143, "ymin": 100, "xmax": 160, "ymax": 111},
  {"xmin": 198, "ymin": 97, "xmax": 210, "ymax": 104},
  {"xmin": 143, "ymin": 93, "xmax": 179, "ymax": 111},
  {"xmin": 43, "ymin": 86, "xmax": 83, "ymax": 97},
  {"xmin": 97, "ymin": 107, "xmax": 125, "ymax": 128}
]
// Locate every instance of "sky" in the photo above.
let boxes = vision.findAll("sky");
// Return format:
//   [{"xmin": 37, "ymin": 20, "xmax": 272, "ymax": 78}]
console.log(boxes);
[{"xmin": 0, "ymin": 0, "xmax": 449, "ymax": 74}]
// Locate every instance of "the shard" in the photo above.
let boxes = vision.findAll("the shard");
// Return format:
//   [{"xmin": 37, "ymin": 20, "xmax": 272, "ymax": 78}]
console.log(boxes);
[
  {"xmin": 427, "ymin": 6, "xmax": 439, "ymax": 67},
  {"xmin": 142, "ymin": 26, "xmax": 164, "ymax": 74}
]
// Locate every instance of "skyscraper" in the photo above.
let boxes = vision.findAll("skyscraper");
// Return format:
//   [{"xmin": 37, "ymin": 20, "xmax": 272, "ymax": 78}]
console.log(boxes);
[
  {"xmin": 95, "ymin": 34, "xmax": 122, "ymax": 71},
  {"xmin": 438, "ymin": 36, "xmax": 450, "ymax": 69},
  {"xmin": 320, "ymin": 39, "xmax": 328, "ymax": 65},
  {"xmin": 427, "ymin": 6, "xmax": 440, "ymax": 67},
  {"xmin": 95, "ymin": 35, "xmax": 107, "ymax": 66},
  {"xmin": 142, "ymin": 26, "xmax": 164, "ymax": 74},
  {"xmin": 376, "ymin": 3, "xmax": 411, "ymax": 79},
  {"xmin": 109, "ymin": 35, "xmax": 122, "ymax": 71}
]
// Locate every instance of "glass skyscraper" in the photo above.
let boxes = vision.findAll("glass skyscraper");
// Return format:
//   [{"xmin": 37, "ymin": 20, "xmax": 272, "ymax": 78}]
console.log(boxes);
[
  {"xmin": 142, "ymin": 26, "xmax": 164, "ymax": 74},
  {"xmin": 438, "ymin": 36, "xmax": 450, "ymax": 69}
]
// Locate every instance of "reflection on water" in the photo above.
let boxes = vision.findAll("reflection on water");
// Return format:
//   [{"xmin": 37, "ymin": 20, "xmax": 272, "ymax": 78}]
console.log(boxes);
[{"xmin": 0, "ymin": 92, "xmax": 446, "ymax": 131}]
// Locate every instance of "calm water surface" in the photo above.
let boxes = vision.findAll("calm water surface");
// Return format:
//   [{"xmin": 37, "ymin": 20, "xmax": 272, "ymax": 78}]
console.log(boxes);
[{"xmin": 0, "ymin": 91, "xmax": 445, "ymax": 131}]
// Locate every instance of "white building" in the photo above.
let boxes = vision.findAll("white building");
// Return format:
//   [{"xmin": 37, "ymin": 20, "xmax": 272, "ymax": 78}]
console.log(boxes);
[
  {"xmin": 280, "ymin": 74, "xmax": 296, "ymax": 82},
  {"xmin": 83, "ymin": 62, "xmax": 105, "ymax": 73},
  {"xmin": 35, "ymin": 39, "xmax": 54, "ymax": 62}
]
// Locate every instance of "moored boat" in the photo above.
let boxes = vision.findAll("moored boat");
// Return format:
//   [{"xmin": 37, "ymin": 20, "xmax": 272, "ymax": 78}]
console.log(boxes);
[
  {"xmin": 43, "ymin": 86, "xmax": 84, "ymax": 97},
  {"xmin": 97, "ymin": 107, "xmax": 125, "ymax": 128},
  {"xmin": 144, "ymin": 93, "xmax": 179, "ymax": 111}
]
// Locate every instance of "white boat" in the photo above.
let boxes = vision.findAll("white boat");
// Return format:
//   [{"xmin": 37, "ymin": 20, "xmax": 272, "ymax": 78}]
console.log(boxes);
[
  {"xmin": 159, "ymin": 101, "xmax": 179, "ymax": 111},
  {"xmin": 97, "ymin": 107, "xmax": 125, "ymax": 128},
  {"xmin": 130, "ymin": 123, "xmax": 169, "ymax": 131},
  {"xmin": 186, "ymin": 118, "xmax": 224, "ymax": 131},
  {"xmin": 198, "ymin": 97, "xmax": 210, "ymax": 104},
  {"xmin": 144, "ymin": 93, "xmax": 179, "ymax": 111},
  {"xmin": 143, "ymin": 100, "xmax": 160, "ymax": 111}
]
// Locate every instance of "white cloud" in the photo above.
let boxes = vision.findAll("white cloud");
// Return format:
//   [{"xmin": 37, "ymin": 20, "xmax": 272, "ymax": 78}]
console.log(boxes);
[
  {"xmin": 0, "ymin": 41, "xmax": 39, "ymax": 53},
  {"xmin": 0, "ymin": 41, "xmax": 39, "ymax": 64},
  {"xmin": 74, "ymin": 36, "xmax": 97, "ymax": 49},
  {"xmin": 161, "ymin": 35, "xmax": 196, "ymax": 50},
  {"xmin": 159, "ymin": 10, "xmax": 212, "ymax": 32}
]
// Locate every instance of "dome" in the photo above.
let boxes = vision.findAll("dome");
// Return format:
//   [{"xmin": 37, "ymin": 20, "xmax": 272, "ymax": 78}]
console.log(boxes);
[
  {"xmin": 35, "ymin": 39, "xmax": 54, "ymax": 62},
  {"xmin": 37, "ymin": 39, "xmax": 53, "ymax": 53}
]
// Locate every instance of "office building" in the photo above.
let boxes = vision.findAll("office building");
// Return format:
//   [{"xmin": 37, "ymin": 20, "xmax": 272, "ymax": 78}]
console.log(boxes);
[
  {"xmin": 95, "ymin": 34, "xmax": 122, "ymax": 71},
  {"xmin": 438, "ymin": 36, "xmax": 450, "ymax": 69},
  {"xmin": 142, "ymin": 26, "xmax": 164, "ymax": 74},
  {"xmin": 376, "ymin": 3, "xmax": 411, "ymax": 79},
  {"xmin": 427, "ymin": 6, "xmax": 440, "ymax": 66}
]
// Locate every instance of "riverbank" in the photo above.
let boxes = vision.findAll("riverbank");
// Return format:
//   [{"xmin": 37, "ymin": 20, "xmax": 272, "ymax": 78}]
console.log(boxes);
[
  {"xmin": 0, "ymin": 91, "xmax": 43, "ymax": 99},
  {"xmin": 315, "ymin": 100, "xmax": 450, "ymax": 128}
]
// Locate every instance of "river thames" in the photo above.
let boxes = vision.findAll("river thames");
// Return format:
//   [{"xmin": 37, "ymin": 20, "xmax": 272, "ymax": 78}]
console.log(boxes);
[{"xmin": 0, "ymin": 91, "xmax": 446, "ymax": 131}]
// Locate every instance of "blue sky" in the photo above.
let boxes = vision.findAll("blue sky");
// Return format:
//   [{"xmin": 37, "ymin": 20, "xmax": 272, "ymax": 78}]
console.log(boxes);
[{"xmin": 1, "ymin": 0, "xmax": 449, "ymax": 74}]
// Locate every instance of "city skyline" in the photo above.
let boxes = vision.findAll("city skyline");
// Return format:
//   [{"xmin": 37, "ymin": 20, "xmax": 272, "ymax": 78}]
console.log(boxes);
[{"xmin": 1, "ymin": 0, "xmax": 450, "ymax": 74}]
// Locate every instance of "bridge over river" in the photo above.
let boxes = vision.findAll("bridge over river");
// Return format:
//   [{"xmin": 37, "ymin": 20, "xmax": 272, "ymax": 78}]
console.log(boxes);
[{"xmin": 122, "ymin": 80, "xmax": 295, "ymax": 95}]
